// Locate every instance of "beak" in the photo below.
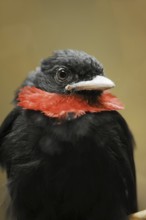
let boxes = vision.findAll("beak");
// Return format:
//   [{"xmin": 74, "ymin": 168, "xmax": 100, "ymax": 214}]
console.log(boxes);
[{"xmin": 65, "ymin": 75, "xmax": 115, "ymax": 91}]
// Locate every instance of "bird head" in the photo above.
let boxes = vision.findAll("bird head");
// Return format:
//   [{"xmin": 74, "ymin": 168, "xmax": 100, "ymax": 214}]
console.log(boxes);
[
  {"xmin": 17, "ymin": 50, "xmax": 122, "ymax": 119},
  {"xmin": 20, "ymin": 50, "xmax": 115, "ymax": 102}
]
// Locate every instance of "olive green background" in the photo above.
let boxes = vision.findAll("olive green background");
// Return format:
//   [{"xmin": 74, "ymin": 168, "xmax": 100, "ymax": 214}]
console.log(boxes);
[{"xmin": 0, "ymin": 0, "xmax": 146, "ymax": 218}]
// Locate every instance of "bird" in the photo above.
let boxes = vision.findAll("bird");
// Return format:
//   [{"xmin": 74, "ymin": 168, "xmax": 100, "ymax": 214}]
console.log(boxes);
[{"xmin": 0, "ymin": 49, "xmax": 137, "ymax": 220}]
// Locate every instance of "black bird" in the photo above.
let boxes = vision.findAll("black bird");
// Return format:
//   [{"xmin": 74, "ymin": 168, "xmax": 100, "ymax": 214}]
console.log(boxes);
[{"xmin": 0, "ymin": 50, "xmax": 137, "ymax": 220}]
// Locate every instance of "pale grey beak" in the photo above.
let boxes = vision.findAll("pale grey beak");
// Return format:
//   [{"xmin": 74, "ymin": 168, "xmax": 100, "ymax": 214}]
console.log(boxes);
[{"xmin": 65, "ymin": 75, "xmax": 115, "ymax": 91}]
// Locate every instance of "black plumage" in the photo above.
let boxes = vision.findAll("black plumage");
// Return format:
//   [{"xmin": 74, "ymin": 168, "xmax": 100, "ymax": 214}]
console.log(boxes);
[{"xmin": 0, "ymin": 50, "xmax": 137, "ymax": 220}]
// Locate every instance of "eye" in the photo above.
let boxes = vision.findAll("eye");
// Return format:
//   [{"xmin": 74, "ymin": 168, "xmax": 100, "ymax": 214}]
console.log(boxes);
[{"xmin": 55, "ymin": 67, "xmax": 72, "ymax": 83}]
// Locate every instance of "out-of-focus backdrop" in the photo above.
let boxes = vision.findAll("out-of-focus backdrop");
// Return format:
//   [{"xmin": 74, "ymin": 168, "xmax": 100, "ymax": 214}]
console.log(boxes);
[{"xmin": 0, "ymin": 0, "xmax": 146, "ymax": 218}]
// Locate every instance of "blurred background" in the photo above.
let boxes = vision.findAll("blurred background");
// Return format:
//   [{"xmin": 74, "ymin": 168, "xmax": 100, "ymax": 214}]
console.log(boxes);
[{"xmin": 0, "ymin": 0, "xmax": 146, "ymax": 218}]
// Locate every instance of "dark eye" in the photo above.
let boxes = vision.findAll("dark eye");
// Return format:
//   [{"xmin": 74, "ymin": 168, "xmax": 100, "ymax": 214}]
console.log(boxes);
[{"xmin": 55, "ymin": 67, "xmax": 72, "ymax": 83}]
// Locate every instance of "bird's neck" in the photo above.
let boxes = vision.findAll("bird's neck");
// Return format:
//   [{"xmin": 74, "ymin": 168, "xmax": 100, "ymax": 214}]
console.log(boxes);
[{"xmin": 17, "ymin": 86, "xmax": 124, "ymax": 120}]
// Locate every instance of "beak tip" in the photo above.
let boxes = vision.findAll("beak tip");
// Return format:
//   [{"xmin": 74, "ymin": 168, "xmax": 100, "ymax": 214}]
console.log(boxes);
[{"xmin": 111, "ymin": 82, "xmax": 116, "ymax": 88}]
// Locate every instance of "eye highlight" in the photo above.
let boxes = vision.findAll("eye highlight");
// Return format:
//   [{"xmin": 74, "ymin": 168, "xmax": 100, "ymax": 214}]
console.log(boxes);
[{"xmin": 55, "ymin": 67, "xmax": 73, "ymax": 84}]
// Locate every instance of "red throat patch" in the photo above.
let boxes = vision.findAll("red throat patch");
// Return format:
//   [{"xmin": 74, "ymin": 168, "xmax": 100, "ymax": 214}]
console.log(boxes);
[{"xmin": 17, "ymin": 86, "xmax": 124, "ymax": 119}]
